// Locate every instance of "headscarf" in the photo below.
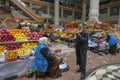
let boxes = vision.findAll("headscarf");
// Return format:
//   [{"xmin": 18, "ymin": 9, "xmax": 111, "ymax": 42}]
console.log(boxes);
[{"xmin": 39, "ymin": 37, "xmax": 48, "ymax": 45}]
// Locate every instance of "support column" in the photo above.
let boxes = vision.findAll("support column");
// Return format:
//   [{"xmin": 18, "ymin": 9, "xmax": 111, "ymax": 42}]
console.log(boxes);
[
  {"xmin": 47, "ymin": 6, "xmax": 50, "ymax": 14},
  {"xmin": 61, "ymin": 8, "xmax": 64, "ymax": 18},
  {"xmin": 82, "ymin": 0, "xmax": 86, "ymax": 22},
  {"xmin": 107, "ymin": 7, "xmax": 110, "ymax": 20},
  {"xmin": 6, "ymin": 0, "xmax": 9, "ymax": 6},
  {"xmin": 54, "ymin": 0, "xmax": 59, "ymax": 27},
  {"xmin": 46, "ymin": 6, "xmax": 50, "ymax": 24},
  {"xmin": 89, "ymin": 0, "xmax": 100, "ymax": 22},
  {"xmin": 72, "ymin": 11, "xmax": 75, "ymax": 19},
  {"xmin": 29, "ymin": 3, "xmax": 32, "ymax": 9},
  {"xmin": 118, "ymin": 6, "xmax": 120, "ymax": 25}
]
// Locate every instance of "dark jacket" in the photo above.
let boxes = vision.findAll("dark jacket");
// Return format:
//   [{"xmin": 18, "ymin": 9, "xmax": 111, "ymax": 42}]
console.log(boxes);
[
  {"xmin": 75, "ymin": 30, "xmax": 88, "ymax": 50},
  {"xmin": 75, "ymin": 30, "xmax": 88, "ymax": 65},
  {"xmin": 41, "ymin": 47, "xmax": 57, "ymax": 66}
]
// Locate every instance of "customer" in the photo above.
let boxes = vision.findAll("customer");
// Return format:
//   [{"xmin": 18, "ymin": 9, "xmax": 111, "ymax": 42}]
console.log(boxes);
[
  {"xmin": 97, "ymin": 38, "xmax": 109, "ymax": 55},
  {"xmin": 34, "ymin": 37, "xmax": 61, "ymax": 79},
  {"xmin": 75, "ymin": 26, "xmax": 89, "ymax": 80},
  {"xmin": 106, "ymin": 32, "xmax": 118, "ymax": 55},
  {"xmin": 43, "ymin": 32, "xmax": 49, "ymax": 38},
  {"xmin": 49, "ymin": 32, "xmax": 55, "ymax": 42}
]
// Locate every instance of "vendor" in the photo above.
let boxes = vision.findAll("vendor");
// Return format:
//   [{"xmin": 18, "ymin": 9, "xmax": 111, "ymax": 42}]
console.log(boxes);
[
  {"xmin": 43, "ymin": 32, "xmax": 49, "ymax": 38},
  {"xmin": 22, "ymin": 22, "xmax": 31, "ymax": 31},
  {"xmin": 34, "ymin": 37, "xmax": 61, "ymax": 79},
  {"xmin": 97, "ymin": 38, "xmax": 109, "ymax": 55},
  {"xmin": 49, "ymin": 32, "xmax": 56, "ymax": 42},
  {"xmin": 106, "ymin": 32, "xmax": 118, "ymax": 55}
]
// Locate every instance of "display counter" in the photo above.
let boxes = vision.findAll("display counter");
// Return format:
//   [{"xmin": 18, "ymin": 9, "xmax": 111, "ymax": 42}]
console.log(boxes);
[{"xmin": 0, "ymin": 57, "xmax": 34, "ymax": 80}]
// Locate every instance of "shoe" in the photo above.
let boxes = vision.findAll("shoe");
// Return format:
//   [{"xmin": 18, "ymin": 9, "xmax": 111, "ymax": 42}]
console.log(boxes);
[
  {"xmin": 111, "ymin": 54, "xmax": 116, "ymax": 55},
  {"xmin": 76, "ymin": 69, "xmax": 81, "ymax": 72},
  {"xmin": 59, "ymin": 74, "xmax": 62, "ymax": 77},
  {"xmin": 81, "ymin": 74, "xmax": 86, "ymax": 80}
]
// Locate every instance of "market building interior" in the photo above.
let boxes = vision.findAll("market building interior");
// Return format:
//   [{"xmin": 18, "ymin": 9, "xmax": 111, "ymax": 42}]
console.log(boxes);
[{"xmin": 0, "ymin": 0, "xmax": 120, "ymax": 80}]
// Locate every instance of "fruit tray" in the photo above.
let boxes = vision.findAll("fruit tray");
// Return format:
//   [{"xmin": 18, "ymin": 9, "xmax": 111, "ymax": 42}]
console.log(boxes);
[
  {"xmin": 19, "ymin": 54, "xmax": 30, "ymax": 59},
  {"xmin": 6, "ymin": 57, "xmax": 18, "ymax": 62}
]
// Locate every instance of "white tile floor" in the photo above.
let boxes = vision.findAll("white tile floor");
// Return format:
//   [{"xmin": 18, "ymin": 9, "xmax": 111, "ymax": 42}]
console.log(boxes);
[{"xmin": 86, "ymin": 64, "xmax": 120, "ymax": 80}]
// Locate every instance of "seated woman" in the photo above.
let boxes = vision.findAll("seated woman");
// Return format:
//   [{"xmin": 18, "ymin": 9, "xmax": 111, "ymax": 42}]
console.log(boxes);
[{"xmin": 33, "ymin": 37, "xmax": 61, "ymax": 79}]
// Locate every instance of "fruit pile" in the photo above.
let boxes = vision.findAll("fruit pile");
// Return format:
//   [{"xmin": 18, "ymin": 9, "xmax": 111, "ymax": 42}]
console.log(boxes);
[
  {"xmin": 22, "ymin": 42, "xmax": 38, "ymax": 49},
  {"xmin": 27, "ymin": 32, "xmax": 43, "ymax": 40},
  {"xmin": 16, "ymin": 48, "xmax": 32, "ymax": 56},
  {"xmin": 21, "ymin": 28, "xmax": 31, "ymax": 35},
  {"xmin": 0, "ymin": 28, "xmax": 10, "ymax": 34},
  {"xmin": 0, "ymin": 28, "xmax": 43, "ymax": 42},
  {"xmin": 10, "ymin": 29, "xmax": 31, "ymax": 36},
  {"xmin": 5, "ymin": 51, "xmax": 18, "ymax": 61},
  {"xmin": 0, "ymin": 46, "xmax": 6, "ymax": 52},
  {"xmin": 0, "ymin": 34, "xmax": 16, "ymax": 42},
  {"xmin": 0, "ymin": 28, "xmax": 16, "ymax": 42},
  {"xmin": 14, "ymin": 33, "xmax": 27, "ymax": 41},
  {"xmin": 0, "ymin": 28, "xmax": 43, "ymax": 61},
  {"xmin": 10, "ymin": 29, "xmax": 22, "ymax": 35},
  {"xmin": 6, "ymin": 44, "xmax": 23, "ymax": 50}
]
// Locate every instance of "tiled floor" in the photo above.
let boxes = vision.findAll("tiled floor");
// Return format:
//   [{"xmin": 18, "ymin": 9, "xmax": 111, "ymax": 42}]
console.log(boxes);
[
  {"xmin": 86, "ymin": 63, "xmax": 120, "ymax": 80},
  {"xmin": 14, "ymin": 43, "xmax": 120, "ymax": 80}
]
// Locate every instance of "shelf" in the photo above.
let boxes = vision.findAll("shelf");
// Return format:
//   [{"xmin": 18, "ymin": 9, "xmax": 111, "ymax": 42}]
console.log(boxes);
[{"xmin": 0, "ymin": 40, "xmax": 39, "ymax": 45}]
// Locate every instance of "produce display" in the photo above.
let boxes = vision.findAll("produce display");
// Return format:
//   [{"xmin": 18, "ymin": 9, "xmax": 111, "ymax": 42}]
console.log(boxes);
[
  {"xmin": 0, "ymin": 20, "xmax": 119, "ymax": 63},
  {"xmin": 0, "ymin": 46, "xmax": 6, "ymax": 52},
  {"xmin": 0, "ymin": 27, "xmax": 42, "ymax": 62},
  {"xmin": 0, "ymin": 34, "xmax": 16, "ymax": 42},
  {"xmin": 21, "ymin": 28, "xmax": 31, "ymax": 35},
  {"xmin": 16, "ymin": 48, "xmax": 32, "ymax": 56},
  {"xmin": 0, "ymin": 28, "xmax": 42, "ymax": 43},
  {"xmin": 5, "ymin": 51, "xmax": 18, "ymax": 61},
  {"xmin": 3, "ymin": 41, "xmax": 38, "ymax": 61},
  {"xmin": 6, "ymin": 44, "xmax": 22, "ymax": 50},
  {"xmin": 27, "ymin": 32, "xmax": 43, "ymax": 40},
  {"xmin": 0, "ymin": 28, "xmax": 10, "ymax": 34},
  {"xmin": 0, "ymin": 28, "xmax": 16, "ymax": 42},
  {"xmin": 14, "ymin": 33, "xmax": 27, "ymax": 41},
  {"xmin": 10, "ymin": 29, "xmax": 31, "ymax": 35},
  {"xmin": 22, "ymin": 42, "xmax": 38, "ymax": 49}
]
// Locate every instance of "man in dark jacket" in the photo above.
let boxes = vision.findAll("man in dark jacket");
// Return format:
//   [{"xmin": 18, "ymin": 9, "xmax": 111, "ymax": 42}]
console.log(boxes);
[{"xmin": 75, "ymin": 29, "xmax": 88, "ymax": 80}]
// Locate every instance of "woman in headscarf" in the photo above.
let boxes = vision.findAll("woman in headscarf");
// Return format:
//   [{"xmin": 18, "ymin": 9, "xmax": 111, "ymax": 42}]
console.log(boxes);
[{"xmin": 34, "ymin": 37, "xmax": 61, "ymax": 79}]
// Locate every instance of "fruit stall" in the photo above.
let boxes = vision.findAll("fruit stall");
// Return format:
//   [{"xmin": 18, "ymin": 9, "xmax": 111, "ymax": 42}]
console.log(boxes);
[
  {"xmin": 0, "ymin": 27, "xmax": 42, "ymax": 79},
  {"xmin": 0, "ymin": 23, "xmax": 63, "ymax": 79},
  {"xmin": 0, "ymin": 18, "xmax": 120, "ymax": 79}
]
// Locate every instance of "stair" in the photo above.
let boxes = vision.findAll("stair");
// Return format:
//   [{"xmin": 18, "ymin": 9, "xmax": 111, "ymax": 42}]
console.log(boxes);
[{"xmin": 11, "ymin": 0, "xmax": 44, "ymax": 21}]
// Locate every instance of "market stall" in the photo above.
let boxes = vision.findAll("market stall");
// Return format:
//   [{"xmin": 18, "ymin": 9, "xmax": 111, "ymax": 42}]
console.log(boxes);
[
  {"xmin": 0, "ymin": 22, "xmax": 68, "ymax": 79},
  {"xmin": 0, "ymin": 57, "xmax": 34, "ymax": 80}
]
